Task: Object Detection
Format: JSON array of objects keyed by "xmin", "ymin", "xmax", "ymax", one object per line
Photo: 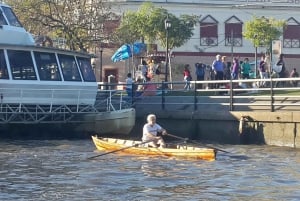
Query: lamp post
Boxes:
[
  {"xmin": 99, "ymin": 46, "xmax": 103, "ymax": 82},
  {"xmin": 164, "ymin": 17, "xmax": 171, "ymax": 82}
]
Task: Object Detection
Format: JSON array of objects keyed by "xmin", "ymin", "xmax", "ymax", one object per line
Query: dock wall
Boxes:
[{"xmin": 132, "ymin": 110, "xmax": 300, "ymax": 148}]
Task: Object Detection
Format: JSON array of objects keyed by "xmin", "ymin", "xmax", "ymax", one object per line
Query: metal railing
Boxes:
[
  {"xmin": 101, "ymin": 77, "xmax": 300, "ymax": 112},
  {"xmin": 0, "ymin": 86, "xmax": 131, "ymax": 123}
]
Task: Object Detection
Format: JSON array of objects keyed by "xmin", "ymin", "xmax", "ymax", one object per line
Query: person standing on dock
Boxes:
[
  {"xmin": 183, "ymin": 64, "xmax": 192, "ymax": 90},
  {"xmin": 241, "ymin": 58, "xmax": 251, "ymax": 79},
  {"xmin": 142, "ymin": 114, "xmax": 167, "ymax": 148},
  {"xmin": 290, "ymin": 68, "xmax": 299, "ymax": 87},
  {"xmin": 141, "ymin": 60, "xmax": 148, "ymax": 83},
  {"xmin": 231, "ymin": 57, "xmax": 240, "ymax": 80},
  {"xmin": 212, "ymin": 54, "xmax": 224, "ymax": 88},
  {"xmin": 195, "ymin": 63, "xmax": 205, "ymax": 89},
  {"xmin": 125, "ymin": 73, "xmax": 134, "ymax": 99}
]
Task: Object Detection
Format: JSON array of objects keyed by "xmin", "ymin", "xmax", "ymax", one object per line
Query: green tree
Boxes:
[
  {"xmin": 114, "ymin": 2, "xmax": 198, "ymax": 49},
  {"xmin": 243, "ymin": 16, "xmax": 286, "ymax": 51},
  {"xmin": 6, "ymin": 0, "xmax": 116, "ymax": 51}
]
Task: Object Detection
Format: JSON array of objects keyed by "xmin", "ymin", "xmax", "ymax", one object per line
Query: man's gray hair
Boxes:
[{"xmin": 147, "ymin": 114, "xmax": 156, "ymax": 122}]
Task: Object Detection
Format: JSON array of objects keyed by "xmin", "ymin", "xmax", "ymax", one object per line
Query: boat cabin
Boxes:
[{"xmin": 0, "ymin": 3, "xmax": 98, "ymax": 106}]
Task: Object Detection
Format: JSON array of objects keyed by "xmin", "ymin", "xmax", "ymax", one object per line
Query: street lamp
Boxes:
[
  {"xmin": 164, "ymin": 17, "xmax": 171, "ymax": 82},
  {"xmin": 254, "ymin": 34, "xmax": 258, "ymax": 78},
  {"xmin": 99, "ymin": 46, "xmax": 103, "ymax": 82}
]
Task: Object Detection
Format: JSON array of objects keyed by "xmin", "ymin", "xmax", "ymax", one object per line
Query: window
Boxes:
[
  {"xmin": 58, "ymin": 54, "xmax": 82, "ymax": 81},
  {"xmin": 0, "ymin": 49, "xmax": 9, "ymax": 79},
  {"xmin": 77, "ymin": 57, "xmax": 96, "ymax": 82},
  {"xmin": 225, "ymin": 16, "xmax": 243, "ymax": 47},
  {"xmin": 0, "ymin": 11, "xmax": 8, "ymax": 25},
  {"xmin": 1, "ymin": 6, "xmax": 22, "ymax": 27},
  {"xmin": 283, "ymin": 17, "xmax": 300, "ymax": 48},
  {"xmin": 200, "ymin": 15, "xmax": 218, "ymax": 46},
  {"xmin": 34, "ymin": 52, "xmax": 62, "ymax": 81},
  {"xmin": 7, "ymin": 50, "xmax": 37, "ymax": 80}
]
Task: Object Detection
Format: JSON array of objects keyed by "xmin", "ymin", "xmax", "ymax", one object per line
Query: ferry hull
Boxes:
[{"xmin": 83, "ymin": 108, "xmax": 136, "ymax": 135}]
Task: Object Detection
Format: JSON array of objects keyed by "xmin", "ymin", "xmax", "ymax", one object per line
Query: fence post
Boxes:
[
  {"xmin": 270, "ymin": 77, "xmax": 274, "ymax": 112},
  {"xmin": 162, "ymin": 81, "xmax": 166, "ymax": 110},
  {"xmin": 229, "ymin": 79, "xmax": 234, "ymax": 111},
  {"xmin": 194, "ymin": 82, "xmax": 197, "ymax": 111}
]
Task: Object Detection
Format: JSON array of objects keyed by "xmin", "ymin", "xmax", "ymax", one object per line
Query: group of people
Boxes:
[
  {"xmin": 125, "ymin": 60, "xmax": 161, "ymax": 99},
  {"xmin": 211, "ymin": 54, "xmax": 252, "ymax": 82},
  {"xmin": 209, "ymin": 53, "xmax": 298, "ymax": 88},
  {"xmin": 257, "ymin": 53, "xmax": 298, "ymax": 87},
  {"xmin": 182, "ymin": 55, "xmax": 253, "ymax": 90},
  {"xmin": 182, "ymin": 63, "xmax": 206, "ymax": 90},
  {"xmin": 128, "ymin": 54, "xmax": 298, "ymax": 96}
]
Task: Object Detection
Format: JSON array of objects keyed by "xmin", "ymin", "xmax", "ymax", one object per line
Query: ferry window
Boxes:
[
  {"xmin": 7, "ymin": 50, "xmax": 37, "ymax": 80},
  {"xmin": 34, "ymin": 52, "xmax": 61, "ymax": 81},
  {"xmin": 2, "ymin": 6, "xmax": 22, "ymax": 27},
  {"xmin": 0, "ymin": 50, "xmax": 9, "ymax": 79},
  {"xmin": 77, "ymin": 57, "xmax": 96, "ymax": 82},
  {"xmin": 0, "ymin": 11, "xmax": 8, "ymax": 25},
  {"xmin": 58, "ymin": 54, "xmax": 81, "ymax": 81}
]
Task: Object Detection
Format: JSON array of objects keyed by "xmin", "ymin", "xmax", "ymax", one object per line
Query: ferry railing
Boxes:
[
  {"xmin": 95, "ymin": 83, "xmax": 132, "ymax": 111},
  {"xmin": 104, "ymin": 77, "xmax": 300, "ymax": 112},
  {"xmin": 0, "ymin": 86, "xmax": 133, "ymax": 123}
]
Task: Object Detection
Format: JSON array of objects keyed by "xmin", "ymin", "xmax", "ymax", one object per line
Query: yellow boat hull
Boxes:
[{"xmin": 91, "ymin": 136, "xmax": 217, "ymax": 161}]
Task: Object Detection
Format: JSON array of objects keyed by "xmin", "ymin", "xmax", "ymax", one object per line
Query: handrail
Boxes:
[{"xmin": 98, "ymin": 77, "xmax": 300, "ymax": 112}]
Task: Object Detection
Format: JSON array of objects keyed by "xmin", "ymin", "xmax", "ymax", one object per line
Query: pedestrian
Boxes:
[
  {"xmin": 276, "ymin": 54, "xmax": 286, "ymax": 87},
  {"xmin": 231, "ymin": 57, "xmax": 240, "ymax": 80},
  {"xmin": 259, "ymin": 55, "xmax": 268, "ymax": 87},
  {"xmin": 141, "ymin": 60, "xmax": 148, "ymax": 83},
  {"xmin": 241, "ymin": 58, "xmax": 251, "ymax": 79},
  {"xmin": 212, "ymin": 54, "xmax": 224, "ymax": 88},
  {"xmin": 125, "ymin": 73, "xmax": 134, "ymax": 99},
  {"xmin": 183, "ymin": 64, "xmax": 192, "ymax": 90},
  {"xmin": 195, "ymin": 63, "xmax": 205, "ymax": 89},
  {"xmin": 222, "ymin": 56, "xmax": 230, "ymax": 80},
  {"xmin": 212, "ymin": 54, "xmax": 224, "ymax": 80},
  {"xmin": 290, "ymin": 68, "xmax": 299, "ymax": 87}
]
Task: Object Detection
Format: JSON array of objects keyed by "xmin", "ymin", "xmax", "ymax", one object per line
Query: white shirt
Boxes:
[
  {"xmin": 142, "ymin": 123, "xmax": 162, "ymax": 141},
  {"xmin": 126, "ymin": 77, "xmax": 133, "ymax": 89}
]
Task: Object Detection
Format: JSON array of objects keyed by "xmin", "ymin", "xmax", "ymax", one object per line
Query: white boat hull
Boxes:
[{"xmin": 83, "ymin": 108, "xmax": 136, "ymax": 135}]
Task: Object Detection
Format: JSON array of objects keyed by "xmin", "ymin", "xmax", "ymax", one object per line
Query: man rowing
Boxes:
[{"xmin": 142, "ymin": 114, "xmax": 167, "ymax": 148}]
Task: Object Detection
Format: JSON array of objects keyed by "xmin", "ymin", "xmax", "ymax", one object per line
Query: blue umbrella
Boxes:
[
  {"xmin": 133, "ymin": 42, "xmax": 146, "ymax": 55},
  {"xmin": 111, "ymin": 43, "xmax": 146, "ymax": 62},
  {"xmin": 111, "ymin": 44, "xmax": 132, "ymax": 62}
]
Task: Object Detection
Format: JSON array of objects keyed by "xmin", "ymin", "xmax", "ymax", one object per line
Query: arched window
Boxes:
[
  {"xmin": 283, "ymin": 17, "xmax": 300, "ymax": 48},
  {"xmin": 225, "ymin": 16, "xmax": 243, "ymax": 47},
  {"xmin": 200, "ymin": 15, "xmax": 218, "ymax": 46}
]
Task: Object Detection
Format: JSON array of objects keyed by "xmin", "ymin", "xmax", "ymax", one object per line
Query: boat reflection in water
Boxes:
[{"xmin": 0, "ymin": 3, "xmax": 135, "ymax": 138}]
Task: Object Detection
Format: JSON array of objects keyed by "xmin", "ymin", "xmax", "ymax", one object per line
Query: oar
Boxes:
[
  {"xmin": 165, "ymin": 133, "xmax": 230, "ymax": 153},
  {"xmin": 87, "ymin": 139, "xmax": 154, "ymax": 160}
]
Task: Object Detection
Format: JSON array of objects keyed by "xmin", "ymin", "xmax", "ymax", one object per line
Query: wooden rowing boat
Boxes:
[{"xmin": 91, "ymin": 136, "xmax": 217, "ymax": 161}]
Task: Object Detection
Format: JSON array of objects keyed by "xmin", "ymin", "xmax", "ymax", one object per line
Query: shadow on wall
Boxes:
[{"xmin": 239, "ymin": 116, "xmax": 266, "ymax": 144}]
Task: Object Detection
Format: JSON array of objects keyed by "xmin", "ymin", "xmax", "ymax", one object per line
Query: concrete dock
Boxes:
[{"xmin": 131, "ymin": 95, "xmax": 300, "ymax": 148}]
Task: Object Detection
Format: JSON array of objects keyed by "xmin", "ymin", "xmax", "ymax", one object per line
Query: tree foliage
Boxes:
[
  {"xmin": 6, "ymin": 0, "xmax": 116, "ymax": 51},
  {"xmin": 243, "ymin": 16, "xmax": 286, "ymax": 50},
  {"xmin": 114, "ymin": 2, "xmax": 198, "ymax": 49}
]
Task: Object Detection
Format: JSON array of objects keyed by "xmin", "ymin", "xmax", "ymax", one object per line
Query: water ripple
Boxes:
[{"xmin": 0, "ymin": 141, "xmax": 299, "ymax": 200}]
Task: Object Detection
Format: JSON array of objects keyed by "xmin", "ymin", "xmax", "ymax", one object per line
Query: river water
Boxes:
[{"xmin": 0, "ymin": 139, "xmax": 299, "ymax": 201}]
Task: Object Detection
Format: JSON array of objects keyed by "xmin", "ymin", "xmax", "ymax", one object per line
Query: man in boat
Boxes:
[{"xmin": 142, "ymin": 114, "xmax": 167, "ymax": 148}]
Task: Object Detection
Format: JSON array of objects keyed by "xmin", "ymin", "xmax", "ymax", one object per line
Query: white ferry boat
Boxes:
[{"xmin": 0, "ymin": 3, "xmax": 135, "ymax": 137}]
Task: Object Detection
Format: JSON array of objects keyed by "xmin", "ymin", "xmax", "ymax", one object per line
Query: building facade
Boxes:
[{"xmin": 105, "ymin": 0, "xmax": 300, "ymax": 81}]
